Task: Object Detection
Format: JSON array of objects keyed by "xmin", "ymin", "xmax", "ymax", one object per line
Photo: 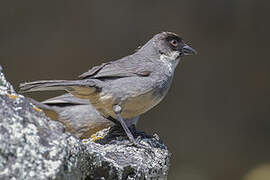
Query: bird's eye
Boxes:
[{"xmin": 170, "ymin": 39, "xmax": 178, "ymax": 47}]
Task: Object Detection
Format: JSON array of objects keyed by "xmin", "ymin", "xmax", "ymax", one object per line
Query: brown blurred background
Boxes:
[{"xmin": 1, "ymin": 1, "xmax": 269, "ymax": 180}]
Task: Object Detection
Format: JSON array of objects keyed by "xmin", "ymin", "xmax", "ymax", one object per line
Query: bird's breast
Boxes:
[
  {"xmin": 88, "ymin": 72, "xmax": 174, "ymax": 119},
  {"xmin": 119, "ymin": 89, "xmax": 166, "ymax": 118}
]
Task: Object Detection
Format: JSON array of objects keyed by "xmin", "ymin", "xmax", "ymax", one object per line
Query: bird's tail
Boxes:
[
  {"xmin": 20, "ymin": 80, "xmax": 80, "ymax": 92},
  {"xmin": 19, "ymin": 79, "xmax": 98, "ymax": 99}
]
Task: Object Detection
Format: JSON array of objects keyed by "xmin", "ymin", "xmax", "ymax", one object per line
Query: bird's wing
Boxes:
[
  {"xmin": 78, "ymin": 63, "xmax": 109, "ymax": 79},
  {"xmin": 78, "ymin": 56, "xmax": 152, "ymax": 79},
  {"xmin": 42, "ymin": 93, "xmax": 90, "ymax": 105}
]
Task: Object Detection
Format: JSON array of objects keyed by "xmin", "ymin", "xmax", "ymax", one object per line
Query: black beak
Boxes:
[{"xmin": 183, "ymin": 44, "xmax": 197, "ymax": 56}]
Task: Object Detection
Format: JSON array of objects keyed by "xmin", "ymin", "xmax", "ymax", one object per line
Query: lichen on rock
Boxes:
[{"xmin": 0, "ymin": 66, "xmax": 171, "ymax": 180}]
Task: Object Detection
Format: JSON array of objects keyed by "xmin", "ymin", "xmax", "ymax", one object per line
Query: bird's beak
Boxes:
[{"xmin": 183, "ymin": 44, "xmax": 197, "ymax": 56}]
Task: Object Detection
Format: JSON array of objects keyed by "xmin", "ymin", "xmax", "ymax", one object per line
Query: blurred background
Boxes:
[{"xmin": 1, "ymin": 1, "xmax": 269, "ymax": 179}]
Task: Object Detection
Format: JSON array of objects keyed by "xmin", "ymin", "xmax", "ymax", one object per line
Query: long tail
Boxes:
[
  {"xmin": 27, "ymin": 97, "xmax": 55, "ymax": 111},
  {"xmin": 19, "ymin": 79, "xmax": 98, "ymax": 99},
  {"xmin": 19, "ymin": 80, "xmax": 81, "ymax": 92}
]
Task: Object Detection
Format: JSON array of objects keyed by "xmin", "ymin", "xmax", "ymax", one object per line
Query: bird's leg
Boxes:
[
  {"xmin": 113, "ymin": 105, "xmax": 151, "ymax": 150},
  {"xmin": 113, "ymin": 105, "xmax": 136, "ymax": 144},
  {"xmin": 107, "ymin": 116, "xmax": 121, "ymax": 126}
]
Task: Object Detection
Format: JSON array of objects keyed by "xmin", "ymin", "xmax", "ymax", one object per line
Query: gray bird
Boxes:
[{"xmin": 20, "ymin": 32, "xmax": 196, "ymax": 146}]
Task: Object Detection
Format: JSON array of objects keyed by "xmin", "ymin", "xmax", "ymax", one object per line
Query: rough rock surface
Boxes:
[{"xmin": 0, "ymin": 66, "xmax": 171, "ymax": 180}]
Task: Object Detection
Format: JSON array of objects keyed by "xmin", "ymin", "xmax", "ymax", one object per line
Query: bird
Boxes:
[{"xmin": 20, "ymin": 32, "xmax": 196, "ymax": 146}]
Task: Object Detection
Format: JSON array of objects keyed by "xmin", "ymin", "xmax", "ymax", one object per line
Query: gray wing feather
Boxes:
[
  {"xmin": 42, "ymin": 93, "xmax": 90, "ymax": 105},
  {"xmin": 78, "ymin": 63, "xmax": 109, "ymax": 79},
  {"xmin": 79, "ymin": 55, "xmax": 152, "ymax": 79}
]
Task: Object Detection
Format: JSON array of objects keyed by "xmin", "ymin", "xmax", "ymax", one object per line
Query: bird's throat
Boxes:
[{"xmin": 159, "ymin": 51, "xmax": 180, "ymax": 74}]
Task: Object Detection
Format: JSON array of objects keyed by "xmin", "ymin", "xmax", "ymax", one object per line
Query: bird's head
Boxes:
[
  {"xmin": 138, "ymin": 32, "xmax": 196, "ymax": 61},
  {"xmin": 152, "ymin": 32, "xmax": 197, "ymax": 61}
]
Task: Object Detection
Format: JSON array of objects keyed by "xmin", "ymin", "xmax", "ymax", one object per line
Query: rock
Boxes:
[{"xmin": 0, "ymin": 65, "xmax": 171, "ymax": 180}]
